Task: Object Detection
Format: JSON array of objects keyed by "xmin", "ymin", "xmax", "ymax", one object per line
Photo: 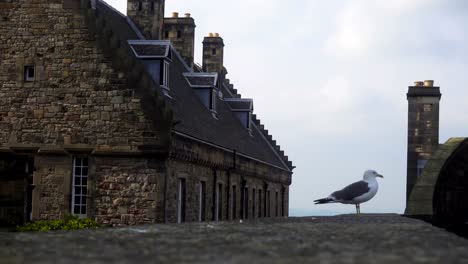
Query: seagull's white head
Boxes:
[{"xmin": 363, "ymin": 170, "xmax": 384, "ymax": 181}]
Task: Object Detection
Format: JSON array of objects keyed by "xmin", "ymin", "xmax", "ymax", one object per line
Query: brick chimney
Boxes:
[
  {"xmin": 163, "ymin": 12, "xmax": 196, "ymax": 68},
  {"xmin": 202, "ymin": 33, "xmax": 225, "ymax": 74},
  {"xmin": 127, "ymin": 0, "xmax": 165, "ymax": 40}
]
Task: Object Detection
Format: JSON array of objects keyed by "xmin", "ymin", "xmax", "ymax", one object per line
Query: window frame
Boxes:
[
  {"xmin": 71, "ymin": 157, "xmax": 89, "ymax": 218},
  {"xmin": 24, "ymin": 65, "xmax": 35, "ymax": 82},
  {"xmin": 161, "ymin": 60, "xmax": 170, "ymax": 89}
]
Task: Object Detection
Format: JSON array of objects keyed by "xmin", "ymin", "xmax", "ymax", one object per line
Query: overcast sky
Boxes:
[{"xmin": 107, "ymin": 0, "xmax": 468, "ymax": 214}]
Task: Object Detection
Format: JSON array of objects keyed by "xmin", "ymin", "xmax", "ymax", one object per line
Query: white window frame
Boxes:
[
  {"xmin": 71, "ymin": 157, "xmax": 88, "ymax": 218},
  {"xmin": 162, "ymin": 60, "xmax": 170, "ymax": 89}
]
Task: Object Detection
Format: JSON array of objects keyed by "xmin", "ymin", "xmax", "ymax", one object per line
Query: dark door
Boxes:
[{"xmin": 0, "ymin": 155, "xmax": 33, "ymax": 226}]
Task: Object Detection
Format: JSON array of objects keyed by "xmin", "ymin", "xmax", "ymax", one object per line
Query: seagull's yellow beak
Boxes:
[{"xmin": 377, "ymin": 174, "xmax": 384, "ymax": 178}]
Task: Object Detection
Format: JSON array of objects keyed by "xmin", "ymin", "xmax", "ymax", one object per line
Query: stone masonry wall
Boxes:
[
  {"xmin": 166, "ymin": 135, "xmax": 291, "ymax": 223},
  {"xmin": 93, "ymin": 156, "xmax": 166, "ymax": 226},
  {"xmin": 0, "ymin": 1, "xmax": 160, "ymax": 147},
  {"xmin": 32, "ymin": 154, "xmax": 73, "ymax": 220}
]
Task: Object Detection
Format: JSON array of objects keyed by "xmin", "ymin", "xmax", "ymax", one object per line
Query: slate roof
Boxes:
[{"xmin": 94, "ymin": 0, "xmax": 292, "ymax": 171}]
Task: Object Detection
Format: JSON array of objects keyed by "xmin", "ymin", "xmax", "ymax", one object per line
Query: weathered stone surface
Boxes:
[{"xmin": 1, "ymin": 215, "xmax": 468, "ymax": 263}]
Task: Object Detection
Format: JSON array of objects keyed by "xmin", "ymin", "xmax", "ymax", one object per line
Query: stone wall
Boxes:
[
  {"xmin": 166, "ymin": 134, "xmax": 291, "ymax": 223},
  {"xmin": 0, "ymin": 1, "xmax": 160, "ymax": 147},
  {"xmin": 32, "ymin": 154, "xmax": 72, "ymax": 220},
  {"xmin": 93, "ymin": 156, "xmax": 166, "ymax": 226}
]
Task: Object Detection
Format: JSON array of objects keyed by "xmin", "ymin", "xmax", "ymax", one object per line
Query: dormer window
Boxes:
[
  {"xmin": 225, "ymin": 98, "xmax": 254, "ymax": 129},
  {"xmin": 128, "ymin": 40, "xmax": 172, "ymax": 97},
  {"xmin": 184, "ymin": 72, "xmax": 219, "ymax": 114}
]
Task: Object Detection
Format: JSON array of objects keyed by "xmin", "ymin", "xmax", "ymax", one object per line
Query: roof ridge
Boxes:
[{"xmin": 222, "ymin": 79, "xmax": 293, "ymax": 170}]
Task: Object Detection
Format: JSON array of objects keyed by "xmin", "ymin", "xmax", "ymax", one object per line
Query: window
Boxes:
[
  {"xmin": 244, "ymin": 187, "xmax": 249, "ymax": 219},
  {"xmin": 138, "ymin": 1, "xmax": 142, "ymax": 11},
  {"xmin": 267, "ymin": 190, "xmax": 271, "ymax": 217},
  {"xmin": 252, "ymin": 188, "xmax": 256, "ymax": 218},
  {"xmin": 177, "ymin": 30, "xmax": 182, "ymax": 39},
  {"xmin": 72, "ymin": 157, "xmax": 88, "ymax": 217},
  {"xmin": 164, "ymin": 31, "xmax": 169, "ymax": 39},
  {"xmin": 24, "ymin": 65, "xmax": 35, "ymax": 82},
  {"xmin": 210, "ymin": 89, "xmax": 217, "ymax": 111},
  {"xmin": 212, "ymin": 48, "xmax": 217, "ymax": 55},
  {"xmin": 199, "ymin": 181, "xmax": 206, "ymax": 222},
  {"xmin": 275, "ymin": 191, "xmax": 279, "ymax": 217},
  {"xmin": 232, "ymin": 185, "xmax": 237, "ymax": 219},
  {"xmin": 417, "ymin": 160, "xmax": 428, "ymax": 177},
  {"xmin": 161, "ymin": 61, "xmax": 170, "ymax": 88},
  {"xmin": 258, "ymin": 190, "xmax": 262, "ymax": 218},
  {"xmin": 215, "ymin": 183, "xmax": 222, "ymax": 221},
  {"xmin": 281, "ymin": 187, "xmax": 285, "ymax": 217},
  {"xmin": 177, "ymin": 178, "xmax": 186, "ymax": 223},
  {"xmin": 150, "ymin": 1, "xmax": 155, "ymax": 12}
]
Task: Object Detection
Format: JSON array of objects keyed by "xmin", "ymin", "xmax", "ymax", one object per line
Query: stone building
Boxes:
[
  {"xmin": 405, "ymin": 80, "xmax": 468, "ymax": 229},
  {"xmin": 0, "ymin": 0, "xmax": 293, "ymax": 226}
]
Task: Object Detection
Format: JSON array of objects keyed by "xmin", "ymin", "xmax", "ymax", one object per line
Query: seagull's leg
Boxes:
[
  {"xmin": 355, "ymin": 204, "xmax": 359, "ymax": 215},
  {"xmin": 357, "ymin": 204, "xmax": 361, "ymax": 215}
]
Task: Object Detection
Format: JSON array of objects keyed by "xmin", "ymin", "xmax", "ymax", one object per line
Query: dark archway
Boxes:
[
  {"xmin": 433, "ymin": 139, "xmax": 468, "ymax": 236},
  {"xmin": 0, "ymin": 154, "xmax": 34, "ymax": 226}
]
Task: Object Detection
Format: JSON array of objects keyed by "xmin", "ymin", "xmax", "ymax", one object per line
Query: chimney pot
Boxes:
[
  {"xmin": 423, "ymin": 80, "xmax": 434, "ymax": 87},
  {"xmin": 214, "ymin": 33, "xmax": 220, "ymax": 37},
  {"xmin": 208, "ymin": 32, "xmax": 214, "ymax": 37},
  {"xmin": 184, "ymin": 13, "xmax": 191, "ymax": 18},
  {"xmin": 414, "ymin": 81, "xmax": 424, "ymax": 87},
  {"xmin": 172, "ymin": 12, "xmax": 179, "ymax": 18}
]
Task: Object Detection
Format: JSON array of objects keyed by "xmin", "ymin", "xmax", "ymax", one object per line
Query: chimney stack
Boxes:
[
  {"xmin": 127, "ymin": 0, "xmax": 165, "ymax": 40},
  {"xmin": 406, "ymin": 80, "xmax": 441, "ymax": 206},
  {"xmin": 202, "ymin": 33, "xmax": 225, "ymax": 74},
  {"xmin": 163, "ymin": 11, "xmax": 196, "ymax": 68}
]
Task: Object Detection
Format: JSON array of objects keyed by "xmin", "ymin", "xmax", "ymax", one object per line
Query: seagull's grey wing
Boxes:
[{"xmin": 331, "ymin": 181, "xmax": 370, "ymax": 201}]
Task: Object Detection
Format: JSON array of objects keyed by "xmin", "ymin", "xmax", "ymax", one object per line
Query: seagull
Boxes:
[{"xmin": 314, "ymin": 170, "xmax": 383, "ymax": 215}]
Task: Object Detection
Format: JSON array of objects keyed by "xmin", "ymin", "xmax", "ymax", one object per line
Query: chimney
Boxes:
[
  {"xmin": 127, "ymin": 0, "xmax": 165, "ymax": 40},
  {"xmin": 163, "ymin": 11, "xmax": 196, "ymax": 68},
  {"xmin": 406, "ymin": 80, "xmax": 441, "ymax": 209},
  {"xmin": 202, "ymin": 33, "xmax": 225, "ymax": 74}
]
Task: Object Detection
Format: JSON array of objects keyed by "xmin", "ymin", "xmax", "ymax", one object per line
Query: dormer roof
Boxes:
[
  {"xmin": 183, "ymin": 73, "xmax": 218, "ymax": 87},
  {"xmin": 128, "ymin": 40, "xmax": 172, "ymax": 59},
  {"xmin": 225, "ymin": 98, "xmax": 253, "ymax": 112}
]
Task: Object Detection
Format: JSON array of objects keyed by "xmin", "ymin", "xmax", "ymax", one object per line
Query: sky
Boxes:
[{"xmin": 106, "ymin": 0, "xmax": 468, "ymax": 215}]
